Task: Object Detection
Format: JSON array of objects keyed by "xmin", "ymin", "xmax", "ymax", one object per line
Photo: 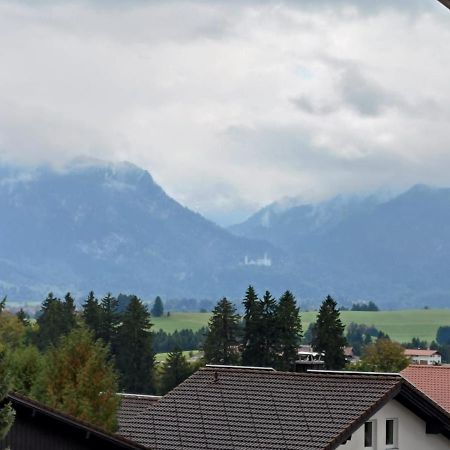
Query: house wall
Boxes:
[
  {"xmin": 339, "ymin": 399, "xmax": 449, "ymax": 450},
  {"xmin": 410, "ymin": 354, "xmax": 441, "ymax": 365}
]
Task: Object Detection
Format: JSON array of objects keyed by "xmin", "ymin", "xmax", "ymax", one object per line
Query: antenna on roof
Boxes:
[{"xmin": 214, "ymin": 371, "xmax": 219, "ymax": 383}]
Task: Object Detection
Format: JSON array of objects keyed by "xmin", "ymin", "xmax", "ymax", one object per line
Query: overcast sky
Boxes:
[{"xmin": 0, "ymin": 0, "xmax": 449, "ymax": 225}]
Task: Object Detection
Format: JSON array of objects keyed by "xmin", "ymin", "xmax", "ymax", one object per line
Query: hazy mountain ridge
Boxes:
[
  {"xmin": 0, "ymin": 160, "xmax": 285, "ymax": 301},
  {"xmin": 230, "ymin": 184, "xmax": 450, "ymax": 307},
  {"xmin": 1, "ymin": 160, "xmax": 450, "ymax": 308}
]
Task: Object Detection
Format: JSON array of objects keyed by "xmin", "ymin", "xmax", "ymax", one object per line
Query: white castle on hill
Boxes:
[{"xmin": 243, "ymin": 253, "xmax": 272, "ymax": 267}]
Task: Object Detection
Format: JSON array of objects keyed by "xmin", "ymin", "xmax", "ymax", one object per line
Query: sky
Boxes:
[{"xmin": 0, "ymin": 0, "xmax": 449, "ymax": 225}]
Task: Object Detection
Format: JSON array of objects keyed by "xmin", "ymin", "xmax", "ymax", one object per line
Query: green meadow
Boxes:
[{"xmin": 152, "ymin": 309, "xmax": 450, "ymax": 344}]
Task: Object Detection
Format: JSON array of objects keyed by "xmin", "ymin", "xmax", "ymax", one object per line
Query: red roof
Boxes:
[
  {"xmin": 404, "ymin": 349, "xmax": 440, "ymax": 357},
  {"xmin": 401, "ymin": 365, "xmax": 450, "ymax": 413}
]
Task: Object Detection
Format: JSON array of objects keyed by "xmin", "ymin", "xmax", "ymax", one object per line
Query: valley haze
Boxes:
[{"xmin": 1, "ymin": 159, "xmax": 450, "ymax": 310}]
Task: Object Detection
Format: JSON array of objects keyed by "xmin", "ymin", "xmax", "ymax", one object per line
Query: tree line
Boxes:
[{"xmin": 203, "ymin": 287, "xmax": 347, "ymax": 371}]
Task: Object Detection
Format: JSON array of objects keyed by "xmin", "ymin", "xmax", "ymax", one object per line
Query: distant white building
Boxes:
[
  {"xmin": 404, "ymin": 349, "xmax": 441, "ymax": 365},
  {"xmin": 243, "ymin": 253, "xmax": 272, "ymax": 267}
]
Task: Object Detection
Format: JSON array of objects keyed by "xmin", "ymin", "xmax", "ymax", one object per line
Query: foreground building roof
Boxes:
[
  {"xmin": 402, "ymin": 365, "xmax": 450, "ymax": 413},
  {"xmin": 118, "ymin": 366, "xmax": 450, "ymax": 450},
  {"xmin": 438, "ymin": 0, "xmax": 450, "ymax": 9},
  {"xmin": 118, "ymin": 393, "xmax": 161, "ymax": 431}
]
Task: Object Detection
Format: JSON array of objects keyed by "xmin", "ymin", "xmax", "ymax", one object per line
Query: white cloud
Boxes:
[{"xmin": 0, "ymin": 0, "xmax": 449, "ymax": 225}]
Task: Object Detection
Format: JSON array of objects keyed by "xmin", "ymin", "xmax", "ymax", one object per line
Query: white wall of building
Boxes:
[{"xmin": 339, "ymin": 399, "xmax": 449, "ymax": 450}]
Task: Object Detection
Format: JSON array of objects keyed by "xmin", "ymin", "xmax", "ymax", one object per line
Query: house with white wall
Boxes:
[
  {"xmin": 118, "ymin": 366, "xmax": 450, "ymax": 450},
  {"xmin": 404, "ymin": 349, "xmax": 442, "ymax": 365}
]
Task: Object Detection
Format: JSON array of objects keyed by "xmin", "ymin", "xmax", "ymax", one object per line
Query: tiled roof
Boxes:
[
  {"xmin": 404, "ymin": 349, "xmax": 439, "ymax": 357},
  {"xmin": 118, "ymin": 367, "xmax": 403, "ymax": 450},
  {"xmin": 401, "ymin": 365, "xmax": 450, "ymax": 413},
  {"xmin": 118, "ymin": 394, "xmax": 161, "ymax": 431}
]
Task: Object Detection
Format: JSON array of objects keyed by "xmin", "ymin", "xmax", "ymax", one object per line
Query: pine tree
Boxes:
[
  {"xmin": 241, "ymin": 286, "xmax": 263, "ymax": 366},
  {"xmin": 62, "ymin": 292, "xmax": 77, "ymax": 332},
  {"xmin": 82, "ymin": 291, "xmax": 102, "ymax": 340},
  {"xmin": 203, "ymin": 298, "xmax": 240, "ymax": 365},
  {"xmin": 259, "ymin": 290, "xmax": 278, "ymax": 367},
  {"xmin": 312, "ymin": 295, "xmax": 346, "ymax": 370},
  {"xmin": 0, "ymin": 348, "xmax": 14, "ymax": 440},
  {"xmin": 159, "ymin": 347, "xmax": 193, "ymax": 394},
  {"xmin": 16, "ymin": 308, "xmax": 29, "ymax": 326},
  {"xmin": 116, "ymin": 296, "xmax": 155, "ymax": 393},
  {"xmin": 36, "ymin": 327, "xmax": 119, "ymax": 432},
  {"xmin": 98, "ymin": 293, "xmax": 120, "ymax": 347},
  {"xmin": 35, "ymin": 293, "xmax": 67, "ymax": 349},
  {"xmin": 151, "ymin": 296, "xmax": 164, "ymax": 318},
  {"xmin": 276, "ymin": 290, "xmax": 302, "ymax": 371}
]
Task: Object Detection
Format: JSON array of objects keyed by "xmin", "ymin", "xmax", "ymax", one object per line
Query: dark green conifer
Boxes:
[
  {"xmin": 116, "ymin": 296, "xmax": 155, "ymax": 393},
  {"xmin": 159, "ymin": 347, "xmax": 193, "ymax": 394},
  {"xmin": 203, "ymin": 298, "xmax": 240, "ymax": 365},
  {"xmin": 312, "ymin": 295, "xmax": 346, "ymax": 370},
  {"xmin": 276, "ymin": 290, "xmax": 302, "ymax": 370},
  {"xmin": 82, "ymin": 291, "xmax": 102, "ymax": 340},
  {"xmin": 98, "ymin": 293, "xmax": 120, "ymax": 347},
  {"xmin": 241, "ymin": 286, "xmax": 263, "ymax": 366},
  {"xmin": 259, "ymin": 290, "xmax": 278, "ymax": 367},
  {"xmin": 151, "ymin": 296, "xmax": 164, "ymax": 318}
]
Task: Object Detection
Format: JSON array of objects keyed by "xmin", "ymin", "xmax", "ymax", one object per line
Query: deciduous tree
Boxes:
[{"xmin": 37, "ymin": 327, "xmax": 119, "ymax": 432}]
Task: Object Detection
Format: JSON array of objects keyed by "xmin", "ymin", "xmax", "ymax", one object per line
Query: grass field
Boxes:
[
  {"xmin": 152, "ymin": 310, "xmax": 450, "ymax": 344},
  {"xmin": 155, "ymin": 350, "xmax": 202, "ymax": 363}
]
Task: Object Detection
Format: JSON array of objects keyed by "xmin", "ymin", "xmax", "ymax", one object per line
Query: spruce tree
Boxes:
[
  {"xmin": 16, "ymin": 308, "xmax": 29, "ymax": 326},
  {"xmin": 241, "ymin": 286, "xmax": 263, "ymax": 366},
  {"xmin": 151, "ymin": 296, "xmax": 164, "ymax": 318},
  {"xmin": 62, "ymin": 292, "xmax": 77, "ymax": 333},
  {"xmin": 159, "ymin": 347, "xmax": 193, "ymax": 394},
  {"xmin": 258, "ymin": 290, "xmax": 279, "ymax": 367},
  {"xmin": 35, "ymin": 293, "xmax": 67, "ymax": 349},
  {"xmin": 116, "ymin": 296, "xmax": 155, "ymax": 393},
  {"xmin": 98, "ymin": 293, "xmax": 120, "ymax": 347},
  {"xmin": 312, "ymin": 295, "xmax": 346, "ymax": 370},
  {"xmin": 0, "ymin": 347, "xmax": 15, "ymax": 440},
  {"xmin": 82, "ymin": 291, "xmax": 102, "ymax": 340},
  {"xmin": 203, "ymin": 298, "xmax": 240, "ymax": 365},
  {"xmin": 276, "ymin": 290, "xmax": 302, "ymax": 371}
]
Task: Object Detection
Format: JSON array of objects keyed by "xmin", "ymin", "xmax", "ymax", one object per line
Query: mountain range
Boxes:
[{"xmin": 1, "ymin": 159, "xmax": 449, "ymax": 309}]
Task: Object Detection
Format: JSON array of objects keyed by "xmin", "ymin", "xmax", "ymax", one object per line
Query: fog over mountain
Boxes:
[{"xmin": 1, "ymin": 159, "xmax": 450, "ymax": 308}]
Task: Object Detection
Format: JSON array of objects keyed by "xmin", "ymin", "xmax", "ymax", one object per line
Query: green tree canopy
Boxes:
[
  {"xmin": 36, "ymin": 327, "xmax": 119, "ymax": 432},
  {"xmin": 0, "ymin": 346, "xmax": 15, "ymax": 440},
  {"xmin": 355, "ymin": 339, "xmax": 409, "ymax": 373},
  {"xmin": 312, "ymin": 295, "xmax": 346, "ymax": 370},
  {"xmin": 204, "ymin": 298, "xmax": 240, "ymax": 365}
]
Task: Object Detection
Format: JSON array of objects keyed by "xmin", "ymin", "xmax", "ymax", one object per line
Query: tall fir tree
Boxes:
[
  {"xmin": 82, "ymin": 291, "xmax": 102, "ymax": 340},
  {"xmin": 0, "ymin": 348, "xmax": 15, "ymax": 440},
  {"xmin": 276, "ymin": 290, "xmax": 302, "ymax": 371},
  {"xmin": 203, "ymin": 298, "xmax": 241, "ymax": 365},
  {"xmin": 312, "ymin": 295, "xmax": 346, "ymax": 370},
  {"xmin": 159, "ymin": 347, "xmax": 193, "ymax": 394},
  {"xmin": 35, "ymin": 293, "xmax": 69, "ymax": 349},
  {"xmin": 116, "ymin": 296, "xmax": 155, "ymax": 393},
  {"xmin": 259, "ymin": 290, "xmax": 278, "ymax": 367},
  {"xmin": 151, "ymin": 296, "xmax": 164, "ymax": 318},
  {"xmin": 62, "ymin": 292, "xmax": 77, "ymax": 333},
  {"xmin": 98, "ymin": 293, "xmax": 120, "ymax": 348},
  {"xmin": 241, "ymin": 286, "xmax": 264, "ymax": 366}
]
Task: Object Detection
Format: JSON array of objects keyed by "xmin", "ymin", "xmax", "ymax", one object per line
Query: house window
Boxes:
[
  {"xmin": 385, "ymin": 419, "xmax": 398, "ymax": 448},
  {"xmin": 364, "ymin": 421, "xmax": 376, "ymax": 448}
]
